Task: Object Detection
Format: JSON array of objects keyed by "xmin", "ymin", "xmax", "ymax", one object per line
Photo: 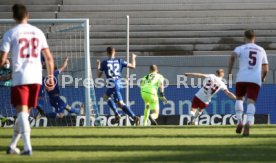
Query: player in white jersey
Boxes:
[
  {"xmin": 0, "ymin": 4, "xmax": 54, "ymax": 155},
  {"xmin": 184, "ymin": 69, "xmax": 236, "ymax": 125},
  {"xmin": 228, "ymin": 29, "xmax": 269, "ymax": 136}
]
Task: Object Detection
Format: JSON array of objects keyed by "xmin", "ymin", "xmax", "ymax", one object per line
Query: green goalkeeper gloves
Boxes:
[{"xmin": 159, "ymin": 92, "xmax": 168, "ymax": 104}]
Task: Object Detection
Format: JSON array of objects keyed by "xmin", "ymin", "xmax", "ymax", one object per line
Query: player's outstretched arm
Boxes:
[
  {"xmin": 184, "ymin": 73, "xmax": 208, "ymax": 78},
  {"xmin": 159, "ymin": 76, "xmax": 168, "ymax": 104},
  {"xmin": 96, "ymin": 59, "xmax": 103, "ymax": 78},
  {"xmin": 227, "ymin": 53, "xmax": 236, "ymax": 80},
  {"xmin": 127, "ymin": 53, "xmax": 136, "ymax": 69},
  {"xmin": 224, "ymin": 90, "xmax": 236, "ymax": 100},
  {"xmin": 59, "ymin": 57, "xmax": 69, "ymax": 72},
  {"xmin": 42, "ymin": 48, "xmax": 55, "ymax": 90},
  {"xmin": 0, "ymin": 52, "xmax": 8, "ymax": 68},
  {"xmin": 261, "ymin": 64, "xmax": 269, "ymax": 82}
]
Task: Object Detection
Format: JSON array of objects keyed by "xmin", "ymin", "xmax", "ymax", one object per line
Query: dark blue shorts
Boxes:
[
  {"xmin": 105, "ymin": 82, "xmax": 123, "ymax": 103},
  {"xmin": 49, "ymin": 96, "xmax": 67, "ymax": 113}
]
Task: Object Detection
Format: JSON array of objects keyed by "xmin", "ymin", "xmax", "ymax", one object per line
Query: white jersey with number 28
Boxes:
[
  {"xmin": 196, "ymin": 74, "xmax": 228, "ymax": 104},
  {"xmin": 234, "ymin": 43, "xmax": 268, "ymax": 86},
  {"xmin": 0, "ymin": 24, "xmax": 48, "ymax": 86}
]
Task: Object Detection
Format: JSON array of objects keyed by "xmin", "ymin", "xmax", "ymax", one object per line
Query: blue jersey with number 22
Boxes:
[
  {"xmin": 100, "ymin": 58, "xmax": 128, "ymax": 80},
  {"xmin": 100, "ymin": 58, "xmax": 128, "ymax": 102}
]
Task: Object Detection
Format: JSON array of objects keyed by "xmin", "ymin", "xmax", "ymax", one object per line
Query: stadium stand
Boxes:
[
  {"xmin": 0, "ymin": 0, "xmax": 59, "ymax": 18},
  {"xmin": 1, "ymin": 0, "xmax": 276, "ymax": 55},
  {"xmin": 57, "ymin": 0, "xmax": 276, "ymax": 57}
]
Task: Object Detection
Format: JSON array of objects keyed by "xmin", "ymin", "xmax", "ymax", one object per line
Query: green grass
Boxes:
[{"xmin": 1, "ymin": 125, "xmax": 276, "ymax": 163}]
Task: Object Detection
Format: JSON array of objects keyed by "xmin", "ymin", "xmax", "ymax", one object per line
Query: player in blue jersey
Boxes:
[
  {"xmin": 97, "ymin": 47, "xmax": 140, "ymax": 125},
  {"xmin": 45, "ymin": 57, "xmax": 83, "ymax": 118}
]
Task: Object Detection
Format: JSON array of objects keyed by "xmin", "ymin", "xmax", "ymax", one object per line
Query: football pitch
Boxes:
[{"xmin": 1, "ymin": 125, "xmax": 276, "ymax": 163}]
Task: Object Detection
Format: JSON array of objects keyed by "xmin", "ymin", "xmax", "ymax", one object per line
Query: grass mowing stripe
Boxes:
[{"xmin": 0, "ymin": 126, "xmax": 276, "ymax": 162}]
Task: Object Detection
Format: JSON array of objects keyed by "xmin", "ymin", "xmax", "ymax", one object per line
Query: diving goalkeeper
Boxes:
[{"xmin": 140, "ymin": 65, "xmax": 167, "ymax": 126}]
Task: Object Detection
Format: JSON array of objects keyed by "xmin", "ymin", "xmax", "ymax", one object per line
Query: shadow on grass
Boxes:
[
  {"xmin": 1, "ymin": 144, "xmax": 276, "ymax": 162},
  {"xmin": 2, "ymin": 134, "xmax": 276, "ymax": 139}
]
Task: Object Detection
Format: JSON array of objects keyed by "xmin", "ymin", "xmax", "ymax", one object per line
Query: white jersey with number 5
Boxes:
[
  {"xmin": 195, "ymin": 74, "xmax": 228, "ymax": 104},
  {"xmin": 234, "ymin": 43, "xmax": 268, "ymax": 86},
  {"xmin": 0, "ymin": 24, "xmax": 48, "ymax": 86}
]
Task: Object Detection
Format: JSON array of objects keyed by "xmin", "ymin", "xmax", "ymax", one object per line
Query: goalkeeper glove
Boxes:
[{"xmin": 159, "ymin": 92, "xmax": 168, "ymax": 104}]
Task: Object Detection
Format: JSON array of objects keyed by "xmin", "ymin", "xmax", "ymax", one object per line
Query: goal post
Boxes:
[
  {"xmin": 125, "ymin": 15, "xmax": 130, "ymax": 126},
  {"xmin": 82, "ymin": 19, "xmax": 93, "ymax": 127},
  {"xmin": 0, "ymin": 19, "xmax": 97, "ymax": 127}
]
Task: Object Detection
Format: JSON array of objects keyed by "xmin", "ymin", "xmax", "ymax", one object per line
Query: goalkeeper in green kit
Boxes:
[{"xmin": 140, "ymin": 65, "xmax": 168, "ymax": 126}]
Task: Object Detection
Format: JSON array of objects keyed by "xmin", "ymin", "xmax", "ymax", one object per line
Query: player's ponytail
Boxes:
[{"xmin": 12, "ymin": 4, "xmax": 28, "ymax": 22}]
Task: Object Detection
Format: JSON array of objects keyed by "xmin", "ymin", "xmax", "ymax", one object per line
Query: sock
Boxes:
[
  {"xmin": 149, "ymin": 115, "xmax": 158, "ymax": 125},
  {"xmin": 246, "ymin": 104, "xmax": 256, "ymax": 125},
  {"xmin": 190, "ymin": 109, "xmax": 199, "ymax": 123},
  {"xmin": 151, "ymin": 112, "xmax": 159, "ymax": 120},
  {"xmin": 18, "ymin": 112, "xmax": 32, "ymax": 152},
  {"xmin": 194, "ymin": 110, "xmax": 202, "ymax": 119},
  {"xmin": 143, "ymin": 105, "xmax": 150, "ymax": 126},
  {"xmin": 189, "ymin": 110, "xmax": 195, "ymax": 123},
  {"xmin": 68, "ymin": 107, "xmax": 80, "ymax": 115},
  {"xmin": 190, "ymin": 110, "xmax": 196, "ymax": 117},
  {"xmin": 46, "ymin": 112, "xmax": 57, "ymax": 117},
  {"xmin": 9, "ymin": 118, "xmax": 21, "ymax": 149},
  {"xmin": 235, "ymin": 100, "xmax": 244, "ymax": 124},
  {"xmin": 121, "ymin": 105, "xmax": 135, "ymax": 119},
  {"xmin": 195, "ymin": 110, "xmax": 203, "ymax": 125},
  {"xmin": 107, "ymin": 99, "xmax": 119, "ymax": 116}
]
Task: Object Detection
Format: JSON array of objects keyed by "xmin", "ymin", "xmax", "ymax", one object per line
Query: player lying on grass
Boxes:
[
  {"xmin": 42, "ymin": 57, "xmax": 83, "ymax": 118},
  {"xmin": 140, "ymin": 65, "xmax": 167, "ymax": 126},
  {"xmin": 97, "ymin": 47, "xmax": 140, "ymax": 125},
  {"xmin": 184, "ymin": 69, "xmax": 236, "ymax": 125},
  {"xmin": 228, "ymin": 29, "xmax": 269, "ymax": 136},
  {"xmin": 0, "ymin": 4, "xmax": 55, "ymax": 156}
]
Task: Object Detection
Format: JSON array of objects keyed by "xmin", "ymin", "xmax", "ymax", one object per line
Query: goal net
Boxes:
[{"xmin": 0, "ymin": 19, "xmax": 97, "ymax": 127}]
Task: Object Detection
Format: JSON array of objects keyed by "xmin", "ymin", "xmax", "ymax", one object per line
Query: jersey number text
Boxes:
[{"xmin": 19, "ymin": 38, "xmax": 39, "ymax": 58}]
